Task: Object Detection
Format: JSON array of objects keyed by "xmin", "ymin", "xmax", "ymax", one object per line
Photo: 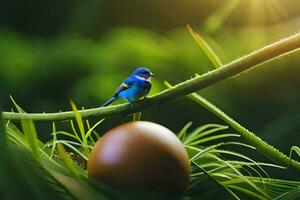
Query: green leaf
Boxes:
[
  {"xmin": 52, "ymin": 131, "xmax": 79, "ymax": 140},
  {"xmin": 9, "ymin": 95, "xmax": 26, "ymax": 113},
  {"xmin": 133, "ymin": 112, "xmax": 142, "ymax": 121},
  {"xmin": 289, "ymin": 146, "xmax": 300, "ymax": 166},
  {"xmin": 189, "ymin": 143, "xmax": 224, "ymax": 162},
  {"xmin": 20, "ymin": 119, "xmax": 40, "ymax": 160},
  {"xmin": 50, "ymin": 122, "xmax": 57, "ymax": 159},
  {"xmin": 227, "ymin": 185, "xmax": 269, "ymax": 200},
  {"xmin": 56, "ymin": 143, "xmax": 81, "ymax": 180},
  {"xmin": 85, "ymin": 119, "xmax": 104, "ymax": 140},
  {"xmin": 178, "ymin": 121, "xmax": 193, "ymax": 140},
  {"xmin": 274, "ymin": 187, "xmax": 300, "ymax": 200},
  {"xmin": 70, "ymin": 101, "xmax": 85, "ymax": 141},
  {"xmin": 184, "ymin": 124, "xmax": 228, "ymax": 145},
  {"xmin": 6, "ymin": 121, "xmax": 26, "ymax": 146},
  {"xmin": 189, "ymin": 133, "xmax": 240, "ymax": 146},
  {"xmin": 47, "ymin": 168, "xmax": 110, "ymax": 200},
  {"xmin": 70, "ymin": 101, "xmax": 89, "ymax": 156},
  {"xmin": 188, "ymin": 160, "xmax": 239, "ymax": 200},
  {"xmin": 0, "ymin": 141, "xmax": 72, "ymax": 199},
  {"xmin": 212, "ymin": 149, "xmax": 270, "ymax": 179},
  {"xmin": 70, "ymin": 120, "xmax": 82, "ymax": 143},
  {"xmin": 187, "ymin": 24, "xmax": 223, "ymax": 68}
]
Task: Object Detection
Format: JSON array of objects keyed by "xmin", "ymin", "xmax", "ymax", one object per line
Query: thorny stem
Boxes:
[
  {"xmin": 187, "ymin": 93, "xmax": 300, "ymax": 171},
  {"xmin": 2, "ymin": 32, "xmax": 300, "ymax": 122}
]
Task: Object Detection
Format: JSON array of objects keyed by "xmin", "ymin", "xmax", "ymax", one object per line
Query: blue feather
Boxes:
[{"xmin": 101, "ymin": 96, "xmax": 118, "ymax": 107}]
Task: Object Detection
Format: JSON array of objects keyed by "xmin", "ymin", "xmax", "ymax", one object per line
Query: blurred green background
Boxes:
[{"xmin": 0, "ymin": 0, "xmax": 299, "ymax": 169}]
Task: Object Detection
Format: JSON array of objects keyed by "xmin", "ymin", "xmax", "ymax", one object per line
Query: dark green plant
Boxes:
[
  {"xmin": 1, "ymin": 27, "xmax": 300, "ymax": 200},
  {"xmin": 3, "ymin": 106, "xmax": 300, "ymax": 199}
]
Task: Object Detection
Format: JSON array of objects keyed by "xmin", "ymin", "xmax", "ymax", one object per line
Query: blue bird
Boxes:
[{"xmin": 101, "ymin": 67, "xmax": 156, "ymax": 107}]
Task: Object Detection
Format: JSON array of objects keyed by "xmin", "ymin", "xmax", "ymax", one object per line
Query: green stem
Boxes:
[
  {"xmin": 2, "ymin": 32, "xmax": 300, "ymax": 121},
  {"xmin": 187, "ymin": 93, "xmax": 300, "ymax": 171}
]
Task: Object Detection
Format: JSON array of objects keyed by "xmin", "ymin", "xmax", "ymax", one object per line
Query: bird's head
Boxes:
[{"xmin": 131, "ymin": 67, "xmax": 156, "ymax": 82}]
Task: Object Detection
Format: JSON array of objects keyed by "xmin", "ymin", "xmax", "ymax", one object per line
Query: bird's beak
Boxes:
[{"xmin": 150, "ymin": 73, "xmax": 156, "ymax": 77}]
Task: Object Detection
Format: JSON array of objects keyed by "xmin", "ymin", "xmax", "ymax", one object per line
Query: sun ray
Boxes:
[
  {"xmin": 245, "ymin": 0, "xmax": 287, "ymax": 24},
  {"xmin": 265, "ymin": 0, "xmax": 288, "ymax": 22}
]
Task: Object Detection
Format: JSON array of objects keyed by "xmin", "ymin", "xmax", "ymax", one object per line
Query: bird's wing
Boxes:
[{"xmin": 116, "ymin": 78, "xmax": 134, "ymax": 94}]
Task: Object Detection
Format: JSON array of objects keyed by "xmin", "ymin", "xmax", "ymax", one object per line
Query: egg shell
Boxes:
[{"xmin": 87, "ymin": 121, "xmax": 190, "ymax": 194}]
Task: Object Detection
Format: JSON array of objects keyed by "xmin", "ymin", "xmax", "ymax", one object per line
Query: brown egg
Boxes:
[{"xmin": 87, "ymin": 121, "xmax": 190, "ymax": 194}]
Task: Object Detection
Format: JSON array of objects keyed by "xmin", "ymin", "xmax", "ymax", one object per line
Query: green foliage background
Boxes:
[{"xmin": 1, "ymin": 0, "xmax": 300, "ymax": 181}]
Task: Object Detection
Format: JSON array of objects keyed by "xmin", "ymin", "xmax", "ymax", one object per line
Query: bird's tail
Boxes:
[{"xmin": 101, "ymin": 96, "xmax": 118, "ymax": 107}]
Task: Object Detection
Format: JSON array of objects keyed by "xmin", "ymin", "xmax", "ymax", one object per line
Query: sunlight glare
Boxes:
[{"xmin": 246, "ymin": 0, "xmax": 287, "ymax": 24}]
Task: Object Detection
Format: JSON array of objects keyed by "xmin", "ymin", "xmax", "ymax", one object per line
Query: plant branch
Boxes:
[
  {"xmin": 188, "ymin": 92, "xmax": 300, "ymax": 170},
  {"xmin": 2, "ymin": 32, "xmax": 300, "ymax": 121}
]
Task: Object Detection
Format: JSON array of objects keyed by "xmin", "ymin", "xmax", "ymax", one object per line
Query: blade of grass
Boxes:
[
  {"xmin": 224, "ymin": 142, "xmax": 256, "ymax": 150},
  {"xmin": 70, "ymin": 101, "xmax": 89, "ymax": 156},
  {"xmin": 9, "ymin": 96, "xmax": 39, "ymax": 157},
  {"xmin": 50, "ymin": 122, "xmax": 57, "ymax": 159},
  {"xmin": 189, "ymin": 143, "xmax": 224, "ymax": 162},
  {"xmin": 52, "ymin": 131, "xmax": 79, "ymax": 140},
  {"xmin": 274, "ymin": 187, "xmax": 300, "ymax": 200},
  {"xmin": 226, "ymin": 161, "xmax": 285, "ymax": 170},
  {"xmin": 133, "ymin": 112, "xmax": 142, "ymax": 121},
  {"xmin": 189, "ymin": 133, "xmax": 240, "ymax": 146},
  {"xmin": 85, "ymin": 119, "xmax": 105, "ymax": 139},
  {"xmin": 178, "ymin": 121, "xmax": 192, "ymax": 141},
  {"xmin": 227, "ymin": 185, "xmax": 269, "ymax": 200},
  {"xmin": 189, "ymin": 160, "xmax": 240, "ymax": 200},
  {"xmin": 70, "ymin": 120, "xmax": 82, "ymax": 143},
  {"xmin": 47, "ymin": 168, "xmax": 110, "ymax": 200},
  {"xmin": 225, "ymin": 173, "xmax": 270, "ymax": 199},
  {"xmin": 9, "ymin": 95, "xmax": 26, "ymax": 113},
  {"xmin": 212, "ymin": 149, "xmax": 270, "ymax": 179},
  {"xmin": 187, "ymin": 24, "xmax": 223, "ymax": 68},
  {"xmin": 47, "ymin": 140, "xmax": 93, "ymax": 149},
  {"xmin": 184, "ymin": 124, "xmax": 228, "ymax": 145},
  {"xmin": 52, "ymin": 142, "xmax": 89, "ymax": 161},
  {"xmin": 21, "ymin": 119, "xmax": 40, "ymax": 160},
  {"xmin": 56, "ymin": 144, "xmax": 81, "ymax": 180},
  {"xmin": 70, "ymin": 101, "xmax": 85, "ymax": 141},
  {"xmin": 289, "ymin": 146, "xmax": 300, "ymax": 166},
  {"xmin": 85, "ymin": 120, "xmax": 96, "ymax": 144},
  {"xmin": 6, "ymin": 123, "xmax": 26, "ymax": 146}
]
